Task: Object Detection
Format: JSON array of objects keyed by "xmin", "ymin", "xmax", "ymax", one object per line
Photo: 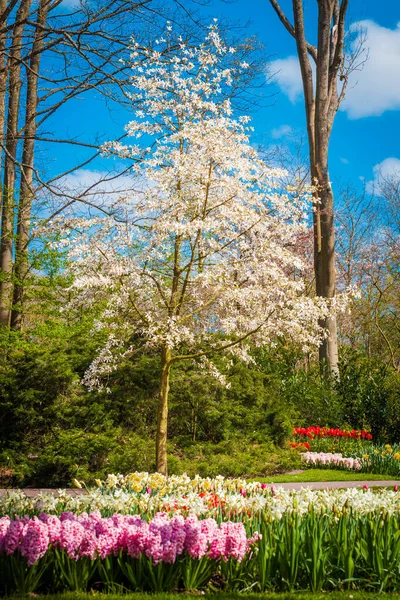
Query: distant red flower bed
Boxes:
[
  {"xmin": 289, "ymin": 441, "xmax": 311, "ymax": 451},
  {"xmin": 293, "ymin": 426, "xmax": 373, "ymax": 440}
]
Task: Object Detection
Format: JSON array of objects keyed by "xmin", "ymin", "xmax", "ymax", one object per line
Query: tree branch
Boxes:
[{"xmin": 269, "ymin": 0, "xmax": 317, "ymax": 62}]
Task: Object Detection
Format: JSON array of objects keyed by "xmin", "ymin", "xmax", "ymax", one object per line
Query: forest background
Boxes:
[{"xmin": 0, "ymin": 0, "xmax": 399, "ymax": 486}]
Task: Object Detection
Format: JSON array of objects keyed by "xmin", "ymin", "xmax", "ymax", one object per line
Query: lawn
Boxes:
[
  {"xmin": 254, "ymin": 468, "xmax": 399, "ymax": 483},
  {"xmin": 29, "ymin": 593, "xmax": 400, "ymax": 600}
]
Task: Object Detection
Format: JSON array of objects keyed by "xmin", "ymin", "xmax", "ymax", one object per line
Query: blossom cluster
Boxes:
[
  {"xmin": 302, "ymin": 452, "xmax": 362, "ymax": 471},
  {"xmin": 0, "ymin": 511, "xmax": 251, "ymax": 567},
  {"xmin": 293, "ymin": 426, "xmax": 373, "ymax": 440}
]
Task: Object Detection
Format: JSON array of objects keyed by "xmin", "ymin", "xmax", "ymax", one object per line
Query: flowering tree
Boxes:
[{"xmin": 56, "ymin": 26, "xmax": 337, "ymax": 474}]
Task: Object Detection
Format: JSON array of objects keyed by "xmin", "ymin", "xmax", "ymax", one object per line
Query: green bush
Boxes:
[
  {"xmin": 167, "ymin": 440, "xmax": 302, "ymax": 478},
  {"xmin": 0, "ymin": 430, "xmax": 156, "ymax": 487},
  {"xmin": 336, "ymin": 349, "xmax": 400, "ymax": 443},
  {"xmin": 2, "ymin": 316, "xmax": 399, "ymax": 488},
  {"xmin": 169, "ymin": 357, "xmax": 297, "ymax": 446}
]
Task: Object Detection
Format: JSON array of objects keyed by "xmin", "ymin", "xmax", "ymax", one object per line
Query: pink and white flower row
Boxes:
[
  {"xmin": 302, "ymin": 452, "xmax": 362, "ymax": 471},
  {"xmin": 0, "ymin": 511, "xmax": 253, "ymax": 567}
]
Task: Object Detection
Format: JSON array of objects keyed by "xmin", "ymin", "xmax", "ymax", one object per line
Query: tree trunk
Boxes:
[
  {"xmin": 313, "ymin": 173, "xmax": 339, "ymax": 374},
  {"xmin": 11, "ymin": 0, "xmax": 50, "ymax": 330},
  {"xmin": 156, "ymin": 345, "xmax": 172, "ymax": 475},
  {"xmin": 0, "ymin": 0, "xmax": 32, "ymax": 327},
  {"xmin": 312, "ymin": 1, "xmax": 339, "ymax": 375}
]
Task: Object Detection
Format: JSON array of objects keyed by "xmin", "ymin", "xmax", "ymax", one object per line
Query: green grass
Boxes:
[
  {"xmin": 253, "ymin": 468, "xmax": 398, "ymax": 483},
  {"xmin": 25, "ymin": 592, "xmax": 400, "ymax": 599}
]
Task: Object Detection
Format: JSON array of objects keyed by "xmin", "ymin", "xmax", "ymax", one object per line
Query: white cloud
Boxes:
[
  {"xmin": 271, "ymin": 124, "xmax": 293, "ymax": 139},
  {"xmin": 367, "ymin": 157, "xmax": 400, "ymax": 193},
  {"xmin": 47, "ymin": 168, "xmax": 147, "ymax": 212},
  {"xmin": 270, "ymin": 20, "xmax": 400, "ymax": 119},
  {"xmin": 340, "ymin": 157, "xmax": 350, "ymax": 165},
  {"xmin": 270, "ymin": 56, "xmax": 306, "ymax": 103},
  {"xmin": 342, "ymin": 20, "xmax": 400, "ymax": 118}
]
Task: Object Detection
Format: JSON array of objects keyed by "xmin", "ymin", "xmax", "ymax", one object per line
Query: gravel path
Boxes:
[{"xmin": 1, "ymin": 480, "xmax": 400, "ymax": 496}]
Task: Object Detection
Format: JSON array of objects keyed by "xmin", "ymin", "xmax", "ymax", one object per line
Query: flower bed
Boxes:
[
  {"xmin": 2, "ymin": 480, "xmax": 400, "ymax": 593},
  {"xmin": 302, "ymin": 452, "xmax": 362, "ymax": 471},
  {"xmin": 0, "ymin": 511, "xmax": 255, "ymax": 594},
  {"xmin": 291, "ymin": 426, "xmax": 374, "ymax": 455},
  {"xmin": 359, "ymin": 445, "xmax": 400, "ymax": 477},
  {"xmin": 2, "ymin": 474, "xmax": 400, "ymax": 521},
  {"xmin": 293, "ymin": 426, "xmax": 373, "ymax": 440}
]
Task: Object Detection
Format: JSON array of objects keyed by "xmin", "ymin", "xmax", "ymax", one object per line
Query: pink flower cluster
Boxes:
[
  {"xmin": 0, "ymin": 512, "xmax": 250, "ymax": 567},
  {"xmin": 302, "ymin": 452, "xmax": 362, "ymax": 471}
]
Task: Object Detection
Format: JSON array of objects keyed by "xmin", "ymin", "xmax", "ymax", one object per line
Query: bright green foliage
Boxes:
[
  {"xmin": 167, "ymin": 441, "xmax": 302, "ymax": 479},
  {"xmin": 1, "ymin": 327, "xmax": 400, "ymax": 485},
  {"xmin": 0, "ymin": 326, "xmax": 302, "ymax": 485},
  {"xmin": 254, "ymin": 469, "xmax": 398, "ymax": 483},
  {"xmin": 336, "ymin": 349, "xmax": 400, "ymax": 442}
]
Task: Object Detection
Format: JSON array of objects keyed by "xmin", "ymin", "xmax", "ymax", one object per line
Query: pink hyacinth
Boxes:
[
  {"xmin": 95, "ymin": 517, "xmax": 121, "ymax": 559},
  {"xmin": 20, "ymin": 517, "xmax": 49, "ymax": 566},
  {"xmin": 208, "ymin": 521, "xmax": 247, "ymax": 562},
  {"xmin": 0, "ymin": 511, "xmax": 253, "ymax": 567},
  {"xmin": 125, "ymin": 519, "xmax": 149, "ymax": 558},
  {"xmin": 39, "ymin": 514, "xmax": 61, "ymax": 544},
  {"xmin": 59, "ymin": 511, "xmax": 76, "ymax": 522},
  {"xmin": 4, "ymin": 518, "xmax": 26, "ymax": 555},
  {"xmin": 59, "ymin": 519, "xmax": 85, "ymax": 559},
  {"xmin": 0, "ymin": 516, "xmax": 11, "ymax": 554},
  {"xmin": 220, "ymin": 521, "xmax": 248, "ymax": 562},
  {"xmin": 184, "ymin": 514, "xmax": 209, "ymax": 559},
  {"xmin": 79, "ymin": 529, "xmax": 98, "ymax": 560}
]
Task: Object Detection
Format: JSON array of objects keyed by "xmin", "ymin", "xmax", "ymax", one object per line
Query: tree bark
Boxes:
[
  {"xmin": 313, "ymin": 1, "xmax": 339, "ymax": 375},
  {"xmin": 156, "ymin": 345, "xmax": 172, "ymax": 475},
  {"xmin": 11, "ymin": 0, "xmax": 50, "ymax": 330},
  {"xmin": 313, "ymin": 175, "xmax": 339, "ymax": 374},
  {"xmin": 0, "ymin": 0, "xmax": 32, "ymax": 327}
]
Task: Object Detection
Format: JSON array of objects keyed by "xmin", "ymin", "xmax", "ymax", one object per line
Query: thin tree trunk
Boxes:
[
  {"xmin": 156, "ymin": 345, "xmax": 172, "ymax": 475},
  {"xmin": 0, "ymin": 0, "xmax": 32, "ymax": 327},
  {"xmin": 11, "ymin": 0, "xmax": 50, "ymax": 330},
  {"xmin": 312, "ymin": 1, "xmax": 339, "ymax": 374}
]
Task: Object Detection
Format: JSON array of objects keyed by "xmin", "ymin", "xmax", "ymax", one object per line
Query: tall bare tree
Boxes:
[
  {"xmin": 10, "ymin": 0, "xmax": 50, "ymax": 329},
  {"xmin": 268, "ymin": 0, "xmax": 353, "ymax": 374},
  {"xmin": 0, "ymin": 0, "xmax": 162, "ymax": 328},
  {"xmin": 0, "ymin": 0, "xmax": 32, "ymax": 327}
]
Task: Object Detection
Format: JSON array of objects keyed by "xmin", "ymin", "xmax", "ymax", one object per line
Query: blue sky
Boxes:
[
  {"xmin": 209, "ymin": 0, "xmax": 400, "ymax": 190},
  {"xmin": 51, "ymin": 0, "xmax": 400, "ymax": 201}
]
